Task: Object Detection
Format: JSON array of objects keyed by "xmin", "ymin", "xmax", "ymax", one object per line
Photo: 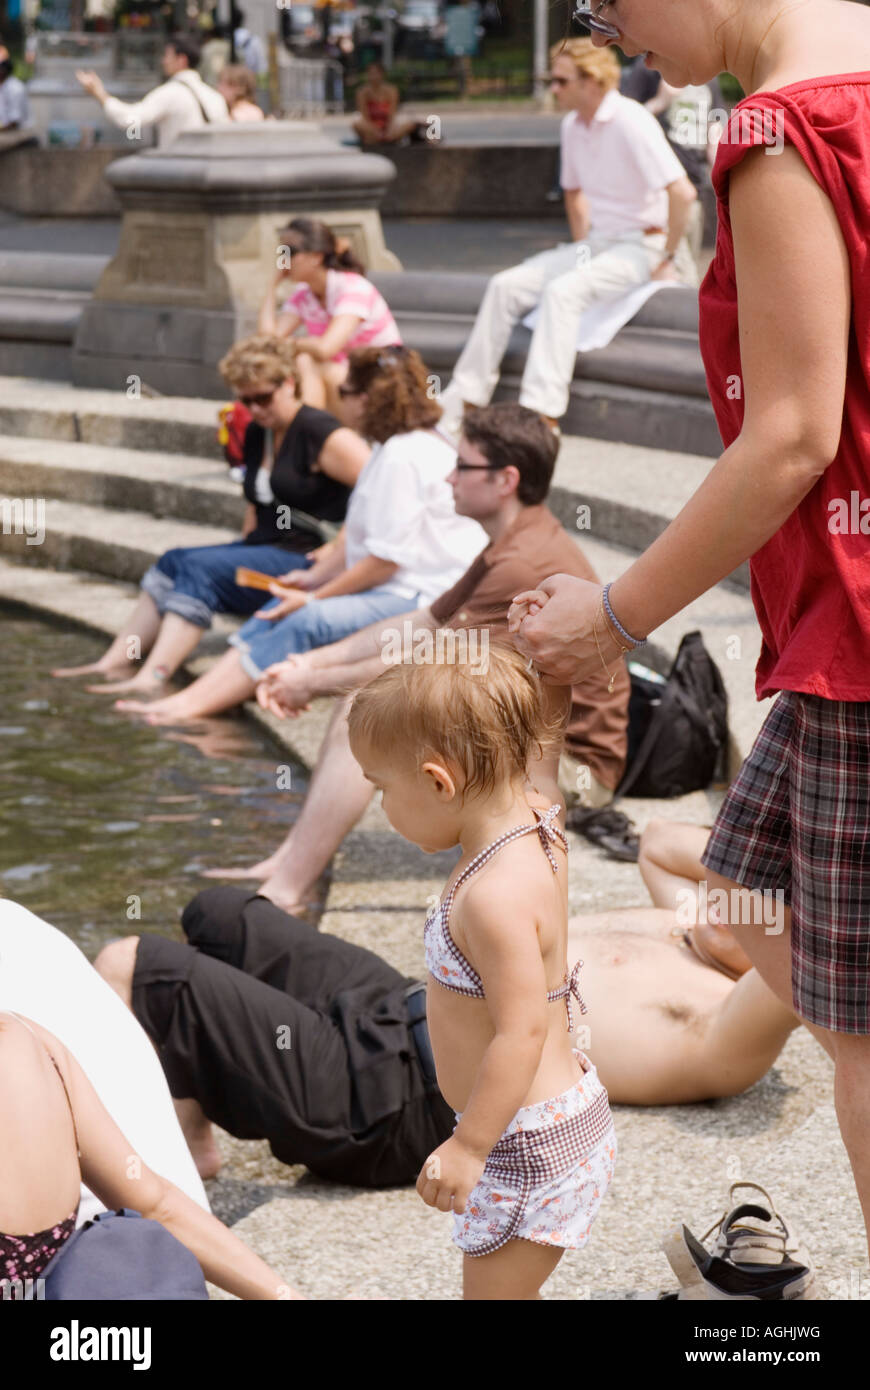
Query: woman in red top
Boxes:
[{"xmin": 509, "ymin": 0, "xmax": 870, "ymax": 1247}]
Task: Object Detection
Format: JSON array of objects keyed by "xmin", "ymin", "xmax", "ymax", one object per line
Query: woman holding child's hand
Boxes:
[
  {"xmin": 517, "ymin": 0, "xmax": 870, "ymax": 1263},
  {"xmin": 508, "ymin": 574, "xmax": 629, "ymax": 686}
]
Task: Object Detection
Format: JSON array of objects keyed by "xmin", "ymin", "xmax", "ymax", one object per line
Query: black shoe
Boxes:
[{"xmin": 566, "ymin": 806, "xmax": 640, "ymax": 862}]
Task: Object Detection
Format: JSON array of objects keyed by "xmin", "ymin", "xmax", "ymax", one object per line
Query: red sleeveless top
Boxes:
[{"xmin": 699, "ymin": 73, "xmax": 870, "ymax": 702}]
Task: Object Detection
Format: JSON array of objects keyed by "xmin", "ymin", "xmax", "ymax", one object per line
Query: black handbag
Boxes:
[{"xmin": 615, "ymin": 632, "xmax": 730, "ymax": 800}]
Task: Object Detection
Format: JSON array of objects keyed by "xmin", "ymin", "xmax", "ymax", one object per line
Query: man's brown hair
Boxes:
[{"xmin": 461, "ymin": 402, "xmax": 559, "ymax": 505}]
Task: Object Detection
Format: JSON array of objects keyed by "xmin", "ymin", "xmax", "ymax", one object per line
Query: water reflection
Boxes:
[{"xmin": 0, "ymin": 611, "xmax": 309, "ymax": 958}]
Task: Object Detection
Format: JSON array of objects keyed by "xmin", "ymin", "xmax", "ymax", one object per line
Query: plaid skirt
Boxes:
[
  {"xmin": 701, "ymin": 691, "xmax": 870, "ymax": 1033},
  {"xmin": 453, "ymin": 1052, "xmax": 616, "ymax": 1257}
]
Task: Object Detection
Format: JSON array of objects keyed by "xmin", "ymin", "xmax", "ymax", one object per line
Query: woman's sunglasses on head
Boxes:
[{"xmin": 572, "ymin": 0, "xmax": 621, "ymax": 40}]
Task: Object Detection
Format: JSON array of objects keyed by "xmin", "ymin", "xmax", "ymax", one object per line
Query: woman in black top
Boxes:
[{"xmin": 52, "ymin": 336, "xmax": 369, "ymax": 694}]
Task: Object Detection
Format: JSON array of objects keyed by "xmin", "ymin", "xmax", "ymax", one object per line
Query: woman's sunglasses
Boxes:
[
  {"xmin": 572, "ymin": 0, "xmax": 621, "ymax": 40},
  {"xmin": 239, "ymin": 386, "xmax": 280, "ymax": 408}
]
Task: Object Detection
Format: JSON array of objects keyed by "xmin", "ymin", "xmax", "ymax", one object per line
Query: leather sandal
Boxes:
[{"xmin": 566, "ymin": 806, "xmax": 640, "ymax": 863}]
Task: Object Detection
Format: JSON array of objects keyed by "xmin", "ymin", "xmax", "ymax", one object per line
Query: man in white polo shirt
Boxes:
[
  {"xmin": 443, "ymin": 38, "xmax": 697, "ymax": 426},
  {"xmin": 76, "ymin": 32, "xmax": 227, "ymax": 148}
]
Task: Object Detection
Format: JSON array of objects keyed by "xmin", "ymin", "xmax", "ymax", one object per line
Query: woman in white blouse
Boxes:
[{"xmin": 125, "ymin": 346, "xmax": 488, "ymax": 724}]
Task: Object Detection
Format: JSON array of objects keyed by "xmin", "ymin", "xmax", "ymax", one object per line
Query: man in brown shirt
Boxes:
[{"xmin": 209, "ymin": 403, "xmax": 631, "ymax": 913}]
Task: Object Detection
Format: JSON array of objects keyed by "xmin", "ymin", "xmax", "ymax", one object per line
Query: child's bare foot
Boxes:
[{"xmin": 52, "ymin": 660, "xmax": 133, "ymax": 680}]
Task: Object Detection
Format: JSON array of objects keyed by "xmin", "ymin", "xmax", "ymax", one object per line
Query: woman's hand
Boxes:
[
  {"xmin": 508, "ymin": 573, "xmax": 625, "ymax": 685},
  {"xmin": 256, "ymin": 657, "xmax": 315, "ymax": 719},
  {"xmin": 416, "ymin": 1136, "xmax": 487, "ymax": 1216},
  {"xmin": 256, "ymin": 586, "xmax": 311, "ymax": 620},
  {"xmin": 279, "ymin": 567, "xmax": 318, "ymax": 590},
  {"xmin": 650, "ymin": 258, "xmax": 682, "ymax": 283}
]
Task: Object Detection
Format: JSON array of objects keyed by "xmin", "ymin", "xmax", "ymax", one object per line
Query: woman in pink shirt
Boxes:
[
  {"xmin": 511, "ymin": 1, "xmax": 870, "ymax": 1254},
  {"xmin": 258, "ymin": 217, "xmax": 402, "ymax": 414}
]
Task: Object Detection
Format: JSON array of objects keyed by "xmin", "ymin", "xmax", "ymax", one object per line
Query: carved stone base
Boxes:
[{"xmin": 71, "ymin": 122, "xmax": 400, "ymax": 394}]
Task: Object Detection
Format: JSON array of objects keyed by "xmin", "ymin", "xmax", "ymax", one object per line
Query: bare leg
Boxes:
[
  {"xmin": 52, "ymin": 592, "xmax": 161, "ymax": 679},
  {"xmin": 697, "ymin": 968, "xmax": 802, "ymax": 1098},
  {"xmin": 294, "ymin": 349, "xmax": 327, "ymax": 410},
  {"xmin": 172, "ymin": 1098, "xmax": 222, "ymax": 1180},
  {"xmin": 90, "ymin": 613, "xmax": 207, "ymax": 694},
  {"xmin": 320, "ymin": 359, "xmax": 349, "ymax": 418},
  {"xmin": 93, "ymin": 934, "xmax": 139, "ymax": 1010},
  {"xmin": 352, "ymin": 115, "xmax": 385, "ymax": 144},
  {"xmin": 705, "ymin": 869, "xmax": 835, "ymax": 1062},
  {"xmin": 259, "ymin": 695, "xmax": 374, "ymax": 912},
  {"xmin": 825, "ymin": 1032, "xmax": 870, "ymax": 1255},
  {"xmin": 462, "ymin": 1240, "xmax": 563, "ymax": 1301},
  {"xmin": 638, "ymin": 818, "xmax": 714, "ymax": 912},
  {"xmin": 115, "ymin": 649, "xmax": 255, "ymax": 722}
]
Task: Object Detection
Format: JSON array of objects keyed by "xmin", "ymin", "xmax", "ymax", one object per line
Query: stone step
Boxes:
[
  {"xmin": 0, "ymin": 397, "xmax": 727, "ymax": 575},
  {"xmin": 0, "ymin": 432, "xmax": 241, "ymax": 529},
  {"xmin": 0, "ymin": 495, "xmax": 236, "ymax": 584},
  {"xmin": 0, "ymin": 375, "xmax": 223, "ymax": 459}
]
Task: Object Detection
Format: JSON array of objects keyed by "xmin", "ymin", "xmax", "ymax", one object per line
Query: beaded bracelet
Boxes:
[{"xmin": 602, "ymin": 583, "xmax": 647, "ymax": 650}]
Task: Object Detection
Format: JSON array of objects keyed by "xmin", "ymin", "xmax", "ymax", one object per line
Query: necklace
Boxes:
[{"xmin": 748, "ymin": 0, "xmax": 810, "ymax": 92}]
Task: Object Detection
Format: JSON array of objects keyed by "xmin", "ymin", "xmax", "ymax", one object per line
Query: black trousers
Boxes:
[{"xmin": 131, "ymin": 886, "xmax": 454, "ymax": 1188}]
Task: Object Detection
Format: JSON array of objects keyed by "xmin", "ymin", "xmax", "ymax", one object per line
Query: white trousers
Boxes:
[{"xmin": 445, "ymin": 231, "xmax": 684, "ymax": 421}]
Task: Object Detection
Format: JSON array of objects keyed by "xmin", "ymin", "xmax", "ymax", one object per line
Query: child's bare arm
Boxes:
[{"xmin": 417, "ymin": 879, "xmax": 549, "ymax": 1214}]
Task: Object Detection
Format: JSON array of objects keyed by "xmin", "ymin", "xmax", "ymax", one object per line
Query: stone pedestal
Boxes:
[{"xmin": 71, "ymin": 122, "xmax": 401, "ymax": 397}]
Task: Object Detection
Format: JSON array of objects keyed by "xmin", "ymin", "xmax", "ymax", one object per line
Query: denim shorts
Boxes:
[
  {"xmin": 141, "ymin": 540, "xmax": 310, "ymax": 630},
  {"xmin": 229, "ymin": 586, "xmax": 419, "ymax": 679}
]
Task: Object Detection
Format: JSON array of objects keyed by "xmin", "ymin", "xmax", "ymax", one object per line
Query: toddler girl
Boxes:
[{"xmin": 348, "ymin": 644, "xmax": 616, "ymax": 1300}]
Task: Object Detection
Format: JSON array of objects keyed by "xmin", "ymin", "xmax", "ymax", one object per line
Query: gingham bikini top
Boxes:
[{"xmin": 423, "ymin": 805, "xmax": 587, "ymax": 1031}]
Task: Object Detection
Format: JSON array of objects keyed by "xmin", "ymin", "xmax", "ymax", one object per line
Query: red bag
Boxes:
[{"xmin": 217, "ymin": 402, "xmax": 252, "ymax": 467}]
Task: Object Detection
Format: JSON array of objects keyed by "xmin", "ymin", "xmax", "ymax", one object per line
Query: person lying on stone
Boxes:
[
  {"xmin": 258, "ymin": 217, "xmax": 402, "ymax": 414},
  {"xmin": 92, "ymin": 819, "xmax": 799, "ymax": 1189},
  {"xmin": 114, "ymin": 347, "xmax": 487, "ymax": 723},
  {"xmin": 203, "ymin": 402, "xmax": 631, "ymax": 914},
  {"xmin": 52, "ymin": 335, "xmax": 367, "ymax": 695}
]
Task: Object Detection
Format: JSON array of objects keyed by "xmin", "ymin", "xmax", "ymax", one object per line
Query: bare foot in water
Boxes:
[
  {"xmin": 115, "ymin": 695, "xmax": 194, "ymax": 722},
  {"xmin": 174, "ymin": 1098, "xmax": 222, "ymax": 1180},
  {"xmin": 86, "ymin": 672, "xmax": 172, "ymax": 696},
  {"xmin": 52, "ymin": 661, "xmax": 135, "ymax": 680}
]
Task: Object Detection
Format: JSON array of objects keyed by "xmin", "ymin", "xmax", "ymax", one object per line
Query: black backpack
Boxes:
[{"xmin": 615, "ymin": 631, "xmax": 729, "ymax": 799}]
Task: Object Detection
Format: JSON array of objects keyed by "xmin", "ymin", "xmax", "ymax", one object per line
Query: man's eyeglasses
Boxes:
[
  {"xmin": 338, "ymin": 383, "xmax": 361, "ymax": 398},
  {"xmin": 239, "ymin": 386, "xmax": 280, "ymax": 408},
  {"xmin": 453, "ymin": 458, "xmax": 506, "ymax": 473},
  {"xmin": 573, "ymin": 0, "xmax": 621, "ymax": 40}
]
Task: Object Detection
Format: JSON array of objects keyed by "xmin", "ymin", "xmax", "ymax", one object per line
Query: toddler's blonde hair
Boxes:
[{"xmin": 347, "ymin": 643, "xmax": 564, "ymax": 799}]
